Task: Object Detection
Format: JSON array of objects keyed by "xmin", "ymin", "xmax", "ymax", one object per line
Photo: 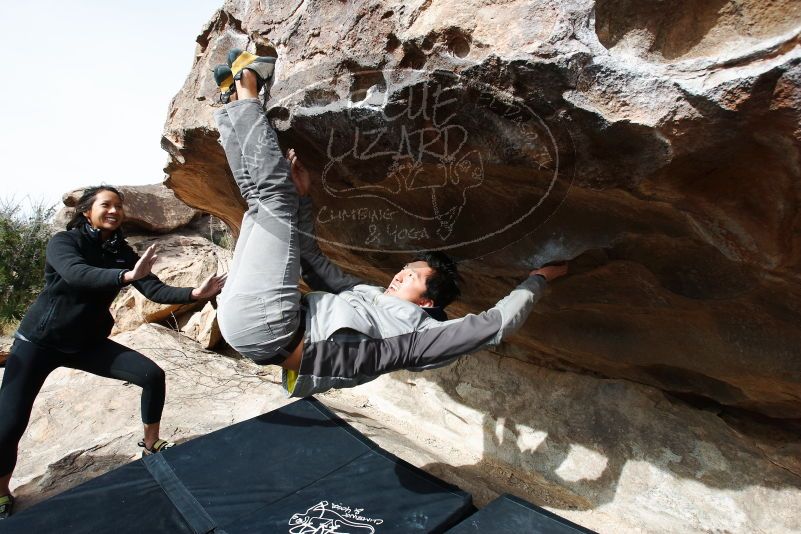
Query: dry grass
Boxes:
[{"xmin": 0, "ymin": 319, "xmax": 19, "ymax": 337}]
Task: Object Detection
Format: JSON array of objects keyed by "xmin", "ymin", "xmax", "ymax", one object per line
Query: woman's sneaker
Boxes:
[{"xmin": 138, "ymin": 438, "xmax": 175, "ymax": 457}]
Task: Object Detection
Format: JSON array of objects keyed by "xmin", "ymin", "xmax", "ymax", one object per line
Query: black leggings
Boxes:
[{"xmin": 0, "ymin": 338, "xmax": 166, "ymax": 476}]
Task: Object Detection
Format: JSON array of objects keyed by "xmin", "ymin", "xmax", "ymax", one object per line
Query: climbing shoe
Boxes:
[
  {"xmin": 0, "ymin": 494, "xmax": 13, "ymax": 519},
  {"xmin": 138, "ymin": 438, "xmax": 175, "ymax": 457},
  {"xmin": 227, "ymin": 48, "xmax": 277, "ymax": 92},
  {"xmin": 213, "ymin": 64, "xmax": 236, "ymax": 104}
]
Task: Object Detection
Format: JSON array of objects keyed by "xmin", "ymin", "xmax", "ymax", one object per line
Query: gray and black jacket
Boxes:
[{"xmin": 285, "ymin": 198, "xmax": 547, "ymax": 397}]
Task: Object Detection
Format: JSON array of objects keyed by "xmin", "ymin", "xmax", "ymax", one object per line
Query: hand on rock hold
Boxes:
[
  {"xmin": 287, "ymin": 148, "xmax": 311, "ymax": 197},
  {"xmin": 530, "ymin": 262, "xmax": 568, "ymax": 282}
]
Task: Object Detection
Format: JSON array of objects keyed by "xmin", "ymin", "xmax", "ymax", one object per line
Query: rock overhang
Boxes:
[{"xmin": 162, "ymin": 0, "xmax": 801, "ymax": 418}]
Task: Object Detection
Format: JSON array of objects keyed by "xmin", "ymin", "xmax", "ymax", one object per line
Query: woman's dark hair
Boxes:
[
  {"xmin": 411, "ymin": 251, "xmax": 462, "ymax": 308},
  {"xmin": 66, "ymin": 185, "xmax": 125, "ymax": 230}
]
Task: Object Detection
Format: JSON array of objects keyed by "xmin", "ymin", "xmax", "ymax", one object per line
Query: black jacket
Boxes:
[{"xmin": 17, "ymin": 225, "xmax": 195, "ymax": 351}]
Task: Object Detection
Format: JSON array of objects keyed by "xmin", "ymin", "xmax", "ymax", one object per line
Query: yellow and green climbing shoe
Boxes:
[
  {"xmin": 213, "ymin": 64, "xmax": 236, "ymax": 104},
  {"xmin": 0, "ymin": 494, "xmax": 13, "ymax": 519},
  {"xmin": 227, "ymin": 48, "xmax": 277, "ymax": 91}
]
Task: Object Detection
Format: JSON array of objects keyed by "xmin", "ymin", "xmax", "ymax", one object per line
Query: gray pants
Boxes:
[{"xmin": 214, "ymin": 99, "xmax": 301, "ymax": 364}]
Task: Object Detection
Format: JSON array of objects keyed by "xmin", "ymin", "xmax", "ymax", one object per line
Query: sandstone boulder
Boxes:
[
  {"xmin": 110, "ymin": 234, "xmax": 231, "ymax": 334},
  {"xmin": 162, "ymin": 1, "xmax": 801, "ymax": 419},
  {"xmin": 178, "ymin": 301, "xmax": 222, "ymax": 349},
  {"xmin": 55, "ymin": 184, "xmax": 200, "ymax": 234}
]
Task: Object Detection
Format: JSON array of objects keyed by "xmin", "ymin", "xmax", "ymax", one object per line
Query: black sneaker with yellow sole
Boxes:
[{"xmin": 138, "ymin": 438, "xmax": 174, "ymax": 457}]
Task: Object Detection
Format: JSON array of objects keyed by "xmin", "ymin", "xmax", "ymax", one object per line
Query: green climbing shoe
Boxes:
[
  {"xmin": 213, "ymin": 64, "xmax": 236, "ymax": 104},
  {"xmin": 0, "ymin": 494, "xmax": 14, "ymax": 519},
  {"xmin": 227, "ymin": 48, "xmax": 277, "ymax": 91}
]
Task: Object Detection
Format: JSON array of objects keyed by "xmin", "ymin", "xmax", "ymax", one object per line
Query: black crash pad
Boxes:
[
  {"xmin": 1, "ymin": 398, "xmax": 474, "ymax": 533},
  {"xmin": 446, "ymin": 494, "xmax": 596, "ymax": 533}
]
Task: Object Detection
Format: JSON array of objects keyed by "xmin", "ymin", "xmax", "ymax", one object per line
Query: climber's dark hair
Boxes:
[
  {"xmin": 66, "ymin": 185, "xmax": 125, "ymax": 230},
  {"xmin": 411, "ymin": 251, "xmax": 461, "ymax": 308}
]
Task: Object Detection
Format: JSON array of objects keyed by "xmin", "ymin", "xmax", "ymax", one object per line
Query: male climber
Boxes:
[{"xmin": 212, "ymin": 49, "xmax": 568, "ymax": 397}]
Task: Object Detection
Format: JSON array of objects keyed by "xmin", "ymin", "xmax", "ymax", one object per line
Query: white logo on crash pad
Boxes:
[{"xmin": 288, "ymin": 500, "xmax": 384, "ymax": 533}]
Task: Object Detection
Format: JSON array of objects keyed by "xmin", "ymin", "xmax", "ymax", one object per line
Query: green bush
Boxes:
[
  {"xmin": 0, "ymin": 199, "xmax": 56, "ymax": 329},
  {"xmin": 208, "ymin": 215, "xmax": 235, "ymax": 250}
]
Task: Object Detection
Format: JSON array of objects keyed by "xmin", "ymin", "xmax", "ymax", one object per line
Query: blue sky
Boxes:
[{"xmin": 0, "ymin": 0, "xmax": 223, "ymax": 210}]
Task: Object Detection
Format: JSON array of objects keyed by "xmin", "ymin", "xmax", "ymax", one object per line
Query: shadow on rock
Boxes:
[{"xmin": 365, "ymin": 353, "xmax": 801, "ymax": 532}]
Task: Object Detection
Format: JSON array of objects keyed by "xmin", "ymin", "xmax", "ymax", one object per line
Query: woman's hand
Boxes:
[
  {"xmin": 123, "ymin": 245, "xmax": 158, "ymax": 283},
  {"xmin": 287, "ymin": 148, "xmax": 311, "ymax": 197},
  {"xmin": 191, "ymin": 273, "xmax": 227, "ymax": 300}
]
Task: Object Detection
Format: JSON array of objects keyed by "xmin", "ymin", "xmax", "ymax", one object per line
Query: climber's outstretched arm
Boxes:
[{"xmin": 288, "ymin": 270, "xmax": 559, "ymax": 398}]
